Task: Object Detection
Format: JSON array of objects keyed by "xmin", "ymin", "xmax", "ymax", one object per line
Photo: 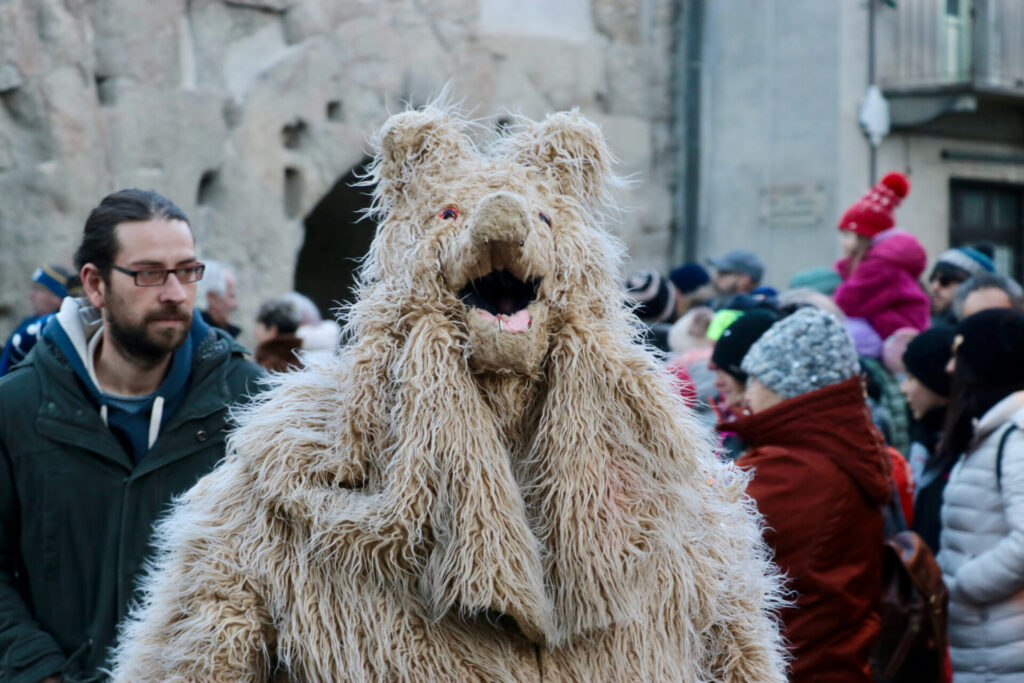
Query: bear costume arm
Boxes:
[{"xmin": 109, "ymin": 462, "xmax": 276, "ymax": 682}]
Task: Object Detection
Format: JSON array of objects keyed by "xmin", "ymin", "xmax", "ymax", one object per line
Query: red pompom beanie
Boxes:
[{"xmin": 837, "ymin": 171, "xmax": 910, "ymax": 238}]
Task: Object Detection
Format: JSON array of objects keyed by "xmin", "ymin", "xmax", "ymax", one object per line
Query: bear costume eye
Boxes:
[
  {"xmin": 539, "ymin": 212, "xmax": 552, "ymax": 227},
  {"xmin": 439, "ymin": 207, "xmax": 458, "ymax": 220}
]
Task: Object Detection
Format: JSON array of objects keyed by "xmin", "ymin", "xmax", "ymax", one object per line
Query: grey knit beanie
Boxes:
[{"xmin": 740, "ymin": 308, "xmax": 860, "ymax": 399}]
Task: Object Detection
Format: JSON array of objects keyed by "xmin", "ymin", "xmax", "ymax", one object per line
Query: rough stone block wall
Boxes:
[{"xmin": 0, "ymin": 0, "xmax": 676, "ymax": 342}]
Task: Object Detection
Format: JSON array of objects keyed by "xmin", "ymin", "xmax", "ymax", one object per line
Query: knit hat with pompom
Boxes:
[{"xmin": 837, "ymin": 171, "xmax": 910, "ymax": 238}]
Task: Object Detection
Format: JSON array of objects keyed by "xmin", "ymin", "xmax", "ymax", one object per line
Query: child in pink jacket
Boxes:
[{"xmin": 834, "ymin": 172, "xmax": 930, "ymax": 346}]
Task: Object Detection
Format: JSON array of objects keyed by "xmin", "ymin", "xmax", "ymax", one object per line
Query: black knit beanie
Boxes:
[
  {"xmin": 954, "ymin": 308, "xmax": 1024, "ymax": 387},
  {"xmin": 710, "ymin": 309, "xmax": 779, "ymax": 383},
  {"xmin": 902, "ymin": 325, "xmax": 956, "ymax": 396}
]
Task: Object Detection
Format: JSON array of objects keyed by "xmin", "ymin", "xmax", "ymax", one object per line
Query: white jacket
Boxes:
[{"xmin": 938, "ymin": 391, "xmax": 1024, "ymax": 681}]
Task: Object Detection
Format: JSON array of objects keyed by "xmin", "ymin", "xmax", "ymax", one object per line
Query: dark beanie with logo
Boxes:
[
  {"xmin": 902, "ymin": 325, "xmax": 955, "ymax": 396},
  {"xmin": 954, "ymin": 308, "xmax": 1024, "ymax": 387},
  {"xmin": 710, "ymin": 310, "xmax": 779, "ymax": 383}
]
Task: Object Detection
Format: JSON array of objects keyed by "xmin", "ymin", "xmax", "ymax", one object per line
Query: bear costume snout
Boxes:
[{"xmin": 442, "ymin": 190, "xmax": 555, "ymax": 375}]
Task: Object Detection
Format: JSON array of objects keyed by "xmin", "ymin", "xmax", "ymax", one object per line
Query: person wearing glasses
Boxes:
[
  {"xmin": 928, "ymin": 246, "xmax": 996, "ymax": 326},
  {"xmin": 0, "ymin": 189, "xmax": 262, "ymax": 682}
]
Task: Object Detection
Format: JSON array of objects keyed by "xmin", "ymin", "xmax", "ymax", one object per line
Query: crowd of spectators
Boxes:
[{"xmin": 626, "ymin": 171, "xmax": 1024, "ymax": 681}]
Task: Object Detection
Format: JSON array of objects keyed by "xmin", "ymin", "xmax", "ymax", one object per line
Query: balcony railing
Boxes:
[{"xmin": 878, "ymin": 0, "xmax": 1024, "ymax": 96}]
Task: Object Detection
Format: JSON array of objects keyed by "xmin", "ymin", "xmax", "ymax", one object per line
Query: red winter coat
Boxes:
[
  {"xmin": 834, "ymin": 228, "xmax": 930, "ymax": 339},
  {"xmin": 726, "ymin": 377, "xmax": 892, "ymax": 682}
]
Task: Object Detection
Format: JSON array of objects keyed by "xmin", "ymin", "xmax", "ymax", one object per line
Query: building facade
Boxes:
[
  {"xmin": 694, "ymin": 0, "xmax": 1024, "ymax": 288},
  {"xmin": 5, "ymin": 0, "xmax": 1021, "ymax": 338}
]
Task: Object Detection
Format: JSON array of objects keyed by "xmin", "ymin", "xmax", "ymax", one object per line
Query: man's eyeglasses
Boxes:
[
  {"xmin": 930, "ymin": 273, "xmax": 963, "ymax": 288},
  {"xmin": 111, "ymin": 263, "xmax": 205, "ymax": 287}
]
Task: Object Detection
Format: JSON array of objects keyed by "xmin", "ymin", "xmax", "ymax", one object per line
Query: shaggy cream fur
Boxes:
[{"xmin": 110, "ymin": 104, "xmax": 787, "ymax": 681}]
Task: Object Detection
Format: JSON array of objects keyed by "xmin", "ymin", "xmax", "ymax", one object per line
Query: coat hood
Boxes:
[
  {"xmin": 727, "ymin": 377, "xmax": 892, "ymax": 505},
  {"xmin": 38, "ymin": 297, "xmax": 204, "ymax": 459},
  {"xmin": 38, "ymin": 297, "xmax": 244, "ymax": 384},
  {"xmin": 868, "ymin": 228, "xmax": 927, "ymax": 279},
  {"xmin": 972, "ymin": 390, "xmax": 1024, "ymax": 446},
  {"xmin": 30, "ymin": 297, "xmax": 248, "ymax": 461}
]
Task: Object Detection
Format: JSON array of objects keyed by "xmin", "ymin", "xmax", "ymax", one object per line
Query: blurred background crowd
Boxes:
[{"xmin": 623, "ymin": 170, "xmax": 1024, "ymax": 681}]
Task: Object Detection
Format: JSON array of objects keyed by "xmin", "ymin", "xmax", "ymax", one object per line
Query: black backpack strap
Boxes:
[{"xmin": 996, "ymin": 423, "xmax": 1019, "ymax": 492}]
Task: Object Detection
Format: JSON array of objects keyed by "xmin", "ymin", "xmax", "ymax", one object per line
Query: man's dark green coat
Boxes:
[{"xmin": 0, "ymin": 323, "xmax": 262, "ymax": 682}]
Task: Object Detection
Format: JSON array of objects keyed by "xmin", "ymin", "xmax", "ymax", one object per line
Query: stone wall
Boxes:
[{"xmin": 0, "ymin": 0, "xmax": 677, "ymax": 342}]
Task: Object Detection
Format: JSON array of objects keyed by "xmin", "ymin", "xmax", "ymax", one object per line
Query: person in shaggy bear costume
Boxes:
[{"xmin": 109, "ymin": 103, "xmax": 787, "ymax": 681}]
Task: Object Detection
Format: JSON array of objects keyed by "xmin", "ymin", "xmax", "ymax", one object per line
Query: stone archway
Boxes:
[{"xmin": 294, "ymin": 158, "xmax": 375, "ymax": 321}]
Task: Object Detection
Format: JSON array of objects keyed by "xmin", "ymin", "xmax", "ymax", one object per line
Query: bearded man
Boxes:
[{"xmin": 0, "ymin": 189, "xmax": 263, "ymax": 682}]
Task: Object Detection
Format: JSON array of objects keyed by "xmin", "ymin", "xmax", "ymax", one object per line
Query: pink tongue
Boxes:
[
  {"xmin": 473, "ymin": 307, "xmax": 531, "ymax": 333},
  {"xmin": 500, "ymin": 309, "xmax": 531, "ymax": 333}
]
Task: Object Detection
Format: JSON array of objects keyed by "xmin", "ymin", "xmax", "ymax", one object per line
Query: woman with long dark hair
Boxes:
[
  {"xmin": 937, "ymin": 308, "xmax": 1024, "ymax": 681},
  {"xmin": 901, "ymin": 325, "xmax": 955, "ymax": 552}
]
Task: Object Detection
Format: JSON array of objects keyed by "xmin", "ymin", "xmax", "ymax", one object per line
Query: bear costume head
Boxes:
[
  {"xmin": 363, "ymin": 104, "xmax": 623, "ymax": 378},
  {"xmin": 111, "ymin": 103, "xmax": 786, "ymax": 682}
]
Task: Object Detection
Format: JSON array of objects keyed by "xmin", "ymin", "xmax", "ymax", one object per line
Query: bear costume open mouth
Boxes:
[{"xmin": 459, "ymin": 270, "xmax": 541, "ymax": 333}]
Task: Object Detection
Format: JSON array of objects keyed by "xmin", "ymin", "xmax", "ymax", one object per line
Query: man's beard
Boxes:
[{"xmin": 106, "ymin": 302, "xmax": 192, "ymax": 366}]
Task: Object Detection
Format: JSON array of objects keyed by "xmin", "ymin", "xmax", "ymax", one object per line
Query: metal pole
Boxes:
[
  {"xmin": 682, "ymin": 0, "xmax": 703, "ymax": 262},
  {"xmin": 671, "ymin": 0, "xmax": 704, "ymax": 267},
  {"xmin": 868, "ymin": 0, "xmax": 878, "ymax": 186}
]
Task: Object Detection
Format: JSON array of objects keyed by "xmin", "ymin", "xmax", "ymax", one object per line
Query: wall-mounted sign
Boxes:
[{"xmin": 759, "ymin": 183, "xmax": 827, "ymax": 229}]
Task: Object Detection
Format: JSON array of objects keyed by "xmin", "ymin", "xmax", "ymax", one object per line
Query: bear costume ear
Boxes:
[
  {"xmin": 506, "ymin": 111, "xmax": 615, "ymax": 209},
  {"xmin": 373, "ymin": 107, "xmax": 472, "ymax": 204}
]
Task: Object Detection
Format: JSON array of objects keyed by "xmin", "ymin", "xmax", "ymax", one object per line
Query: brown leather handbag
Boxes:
[{"xmin": 870, "ymin": 527, "xmax": 949, "ymax": 682}]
